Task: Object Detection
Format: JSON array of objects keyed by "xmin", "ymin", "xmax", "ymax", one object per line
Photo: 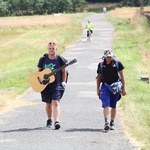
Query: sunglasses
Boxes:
[{"xmin": 49, "ymin": 42, "xmax": 56, "ymax": 46}]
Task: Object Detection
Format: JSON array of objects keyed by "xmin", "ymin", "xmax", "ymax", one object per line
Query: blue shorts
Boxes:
[
  {"xmin": 99, "ymin": 84, "xmax": 120, "ymax": 108},
  {"xmin": 41, "ymin": 90, "xmax": 64, "ymax": 103}
]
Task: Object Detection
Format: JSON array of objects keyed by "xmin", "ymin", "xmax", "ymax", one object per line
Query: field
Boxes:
[{"xmin": 0, "ymin": 6, "xmax": 150, "ymax": 150}]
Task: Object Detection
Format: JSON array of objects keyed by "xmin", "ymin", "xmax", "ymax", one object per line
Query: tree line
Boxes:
[
  {"xmin": 0, "ymin": 0, "xmax": 149, "ymax": 17},
  {"xmin": 0, "ymin": 0, "xmax": 86, "ymax": 16},
  {"xmin": 86, "ymin": 0, "xmax": 149, "ymax": 6}
]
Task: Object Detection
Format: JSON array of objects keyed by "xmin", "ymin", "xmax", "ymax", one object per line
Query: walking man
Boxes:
[
  {"xmin": 96, "ymin": 49, "xmax": 127, "ymax": 130},
  {"xmin": 37, "ymin": 42, "xmax": 67, "ymax": 130}
]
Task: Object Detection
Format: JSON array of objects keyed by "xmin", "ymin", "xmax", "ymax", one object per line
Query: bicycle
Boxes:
[{"xmin": 87, "ymin": 30, "xmax": 92, "ymax": 42}]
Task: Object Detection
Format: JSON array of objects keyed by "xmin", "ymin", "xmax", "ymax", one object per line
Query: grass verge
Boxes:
[{"xmin": 106, "ymin": 7, "xmax": 150, "ymax": 150}]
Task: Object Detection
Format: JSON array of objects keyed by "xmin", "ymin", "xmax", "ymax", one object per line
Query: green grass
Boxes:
[
  {"xmin": 0, "ymin": 13, "xmax": 90, "ymax": 94},
  {"xmin": 106, "ymin": 15, "xmax": 150, "ymax": 150}
]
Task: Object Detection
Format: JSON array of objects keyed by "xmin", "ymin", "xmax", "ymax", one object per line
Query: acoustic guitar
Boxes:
[{"xmin": 29, "ymin": 59, "xmax": 77, "ymax": 92}]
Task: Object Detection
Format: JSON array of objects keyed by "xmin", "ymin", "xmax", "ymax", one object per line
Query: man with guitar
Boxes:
[{"xmin": 37, "ymin": 42, "xmax": 67, "ymax": 130}]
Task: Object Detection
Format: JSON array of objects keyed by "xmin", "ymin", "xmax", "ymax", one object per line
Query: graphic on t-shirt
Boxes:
[{"xmin": 44, "ymin": 63, "xmax": 55, "ymax": 70}]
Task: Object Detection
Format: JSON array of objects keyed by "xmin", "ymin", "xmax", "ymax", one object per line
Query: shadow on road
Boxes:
[
  {"xmin": 1, "ymin": 127, "xmax": 50, "ymax": 133},
  {"xmin": 65, "ymin": 128, "xmax": 107, "ymax": 133}
]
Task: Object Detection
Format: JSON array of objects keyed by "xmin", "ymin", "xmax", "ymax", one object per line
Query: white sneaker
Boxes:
[{"xmin": 110, "ymin": 124, "xmax": 115, "ymax": 130}]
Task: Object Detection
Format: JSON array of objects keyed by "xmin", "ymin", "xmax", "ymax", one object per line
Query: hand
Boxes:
[
  {"xmin": 97, "ymin": 89, "xmax": 100, "ymax": 96},
  {"xmin": 122, "ymin": 89, "xmax": 127, "ymax": 96},
  {"xmin": 62, "ymin": 82, "xmax": 67, "ymax": 88}
]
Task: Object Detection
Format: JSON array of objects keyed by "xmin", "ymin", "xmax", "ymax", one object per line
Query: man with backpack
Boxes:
[
  {"xmin": 96, "ymin": 49, "xmax": 127, "ymax": 131},
  {"xmin": 37, "ymin": 42, "xmax": 67, "ymax": 130}
]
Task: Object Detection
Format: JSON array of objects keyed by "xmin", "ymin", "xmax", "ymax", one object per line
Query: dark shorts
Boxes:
[
  {"xmin": 87, "ymin": 30, "xmax": 93, "ymax": 36},
  {"xmin": 99, "ymin": 84, "xmax": 120, "ymax": 108},
  {"xmin": 41, "ymin": 90, "xmax": 64, "ymax": 103}
]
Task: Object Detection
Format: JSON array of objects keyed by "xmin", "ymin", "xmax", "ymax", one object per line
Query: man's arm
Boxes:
[
  {"xmin": 96, "ymin": 74, "xmax": 102, "ymax": 96},
  {"xmin": 62, "ymin": 68, "xmax": 67, "ymax": 83},
  {"xmin": 38, "ymin": 68, "xmax": 42, "ymax": 72},
  {"xmin": 119, "ymin": 70, "xmax": 127, "ymax": 96}
]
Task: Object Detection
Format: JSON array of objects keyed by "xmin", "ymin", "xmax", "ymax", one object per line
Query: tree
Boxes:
[
  {"xmin": 0, "ymin": 0, "xmax": 9, "ymax": 16},
  {"xmin": 71, "ymin": 0, "xmax": 86, "ymax": 12}
]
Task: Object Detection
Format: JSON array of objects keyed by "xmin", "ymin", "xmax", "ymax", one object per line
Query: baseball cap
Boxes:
[{"xmin": 104, "ymin": 49, "xmax": 113, "ymax": 58}]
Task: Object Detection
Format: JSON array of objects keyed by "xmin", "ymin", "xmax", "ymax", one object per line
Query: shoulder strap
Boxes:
[
  {"xmin": 100, "ymin": 61, "xmax": 104, "ymax": 74},
  {"xmin": 41, "ymin": 53, "xmax": 47, "ymax": 65},
  {"xmin": 113, "ymin": 58, "xmax": 119, "ymax": 72},
  {"xmin": 58, "ymin": 55, "xmax": 68, "ymax": 65},
  {"xmin": 116, "ymin": 61, "xmax": 119, "ymax": 71}
]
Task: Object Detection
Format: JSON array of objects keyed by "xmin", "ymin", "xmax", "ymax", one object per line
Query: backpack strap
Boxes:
[
  {"xmin": 99, "ymin": 61, "xmax": 104, "ymax": 75},
  {"xmin": 116, "ymin": 61, "xmax": 119, "ymax": 72},
  {"xmin": 113, "ymin": 58, "xmax": 119, "ymax": 72},
  {"xmin": 41, "ymin": 53, "xmax": 47, "ymax": 65},
  {"xmin": 58, "ymin": 55, "xmax": 68, "ymax": 65},
  {"xmin": 58, "ymin": 55, "xmax": 69, "ymax": 83}
]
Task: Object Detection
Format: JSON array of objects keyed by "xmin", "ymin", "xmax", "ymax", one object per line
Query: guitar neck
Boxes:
[
  {"xmin": 45, "ymin": 58, "xmax": 77, "ymax": 78},
  {"xmin": 48, "ymin": 64, "xmax": 68, "ymax": 77}
]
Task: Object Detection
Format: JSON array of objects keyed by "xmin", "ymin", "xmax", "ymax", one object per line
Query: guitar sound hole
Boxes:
[
  {"xmin": 44, "ymin": 74, "xmax": 49, "ymax": 79},
  {"xmin": 42, "ymin": 79, "xmax": 50, "ymax": 85}
]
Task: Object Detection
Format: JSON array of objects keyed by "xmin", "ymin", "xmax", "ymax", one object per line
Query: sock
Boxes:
[
  {"xmin": 110, "ymin": 120, "xmax": 114, "ymax": 125},
  {"xmin": 105, "ymin": 118, "xmax": 108, "ymax": 124}
]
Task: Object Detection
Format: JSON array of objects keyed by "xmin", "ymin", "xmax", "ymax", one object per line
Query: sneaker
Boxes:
[
  {"xmin": 104, "ymin": 123, "xmax": 110, "ymax": 130},
  {"xmin": 54, "ymin": 121, "xmax": 61, "ymax": 130},
  {"xmin": 110, "ymin": 123, "xmax": 115, "ymax": 130},
  {"xmin": 46, "ymin": 119, "xmax": 52, "ymax": 128}
]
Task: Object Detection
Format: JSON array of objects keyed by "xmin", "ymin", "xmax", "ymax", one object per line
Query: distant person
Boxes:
[
  {"xmin": 37, "ymin": 42, "xmax": 67, "ymax": 130},
  {"xmin": 85, "ymin": 20, "xmax": 93, "ymax": 38},
  {"xmin": 96, "ymin": 49, "xmax": 127, "ymax": 131},
  {"xmin": 103, "ymin": 7, "xmax": 107, "ymax": 14}
]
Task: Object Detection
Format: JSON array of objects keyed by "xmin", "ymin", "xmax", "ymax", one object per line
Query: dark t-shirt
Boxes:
[
  {"xmin": 97, "ymin": 59, "xmax": 124, "ymax": 85},
  {"xmin": 37, "ymin": 55, "xmax": 66, "ymax": 91}
]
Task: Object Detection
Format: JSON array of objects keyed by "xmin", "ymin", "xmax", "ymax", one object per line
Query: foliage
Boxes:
[
  {"xmin": 0, "ymin": 0, "xmax": 87, "ymax": 16},
  {"xmin": 122, "ymin": 0, "xmax": 150, "ymax": 6},
  {"xmin": 85, "ymin": 0, "xmax": 122, "ymax": 2},
  {"xmin": 0, "ymin": 0, "xmax": 9, "ymax": 16}
]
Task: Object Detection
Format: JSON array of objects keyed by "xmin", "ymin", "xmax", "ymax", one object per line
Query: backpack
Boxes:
[{"xmin": 41, "ymin": 54, "xmax": 69, "ymax": 83}]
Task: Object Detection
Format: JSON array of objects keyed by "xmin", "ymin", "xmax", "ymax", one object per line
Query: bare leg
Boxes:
[
  {"xmin": 111, "ymin": 108, "xmax": 116, "ymax": 120},
  {"xmin": 52, "ymin": 100, "xmax": 60, "ymax": 122},
  {"xmin": 103, "ymin": 106, "xmax": 109, "ymax": 119},
  {"xmin": 45, "ymin": 103, "xmax": 52, "ymax": 119}
]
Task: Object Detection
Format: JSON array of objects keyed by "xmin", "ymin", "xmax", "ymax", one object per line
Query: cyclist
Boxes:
[{"xmin": 85, "ymin": 20, "xmax": 93, "ymax": 38}]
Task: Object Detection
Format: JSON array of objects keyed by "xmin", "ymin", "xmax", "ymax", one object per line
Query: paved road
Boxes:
[{"xmin": 0, "ymin": 14, "xmax": 139, "ymax": 150}]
